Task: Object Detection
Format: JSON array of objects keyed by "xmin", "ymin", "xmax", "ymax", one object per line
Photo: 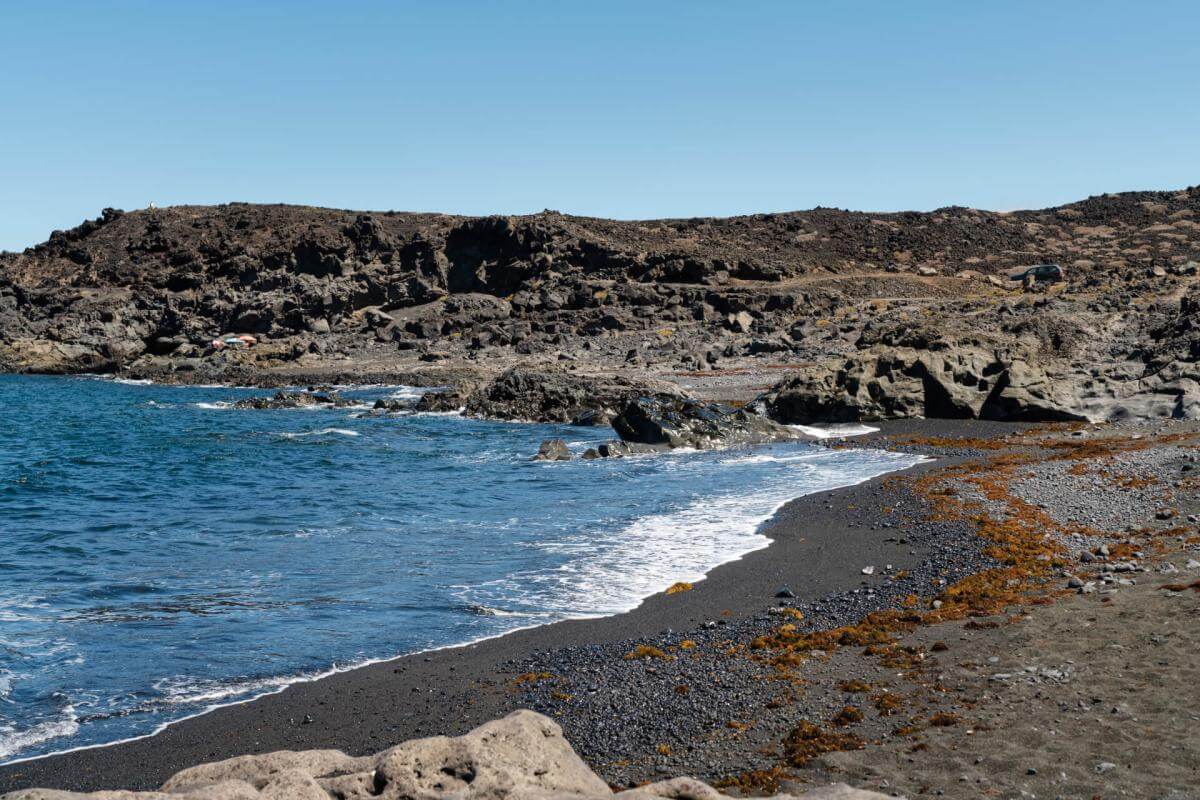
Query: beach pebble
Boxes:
[
  {"xmin": 775, "ymin": 586, "xmax": 795, "ymax": 598},
  {"xmin": 861, "ymin": 566, "xmax": 875, "ymax": 575},
  {"xmin": 1095, "ymin": 761, "xmax": 1118, "ymax": 774}
]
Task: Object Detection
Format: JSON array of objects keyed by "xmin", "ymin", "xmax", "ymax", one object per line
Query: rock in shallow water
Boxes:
[
  {"xmin": 463, "ymin": 368, "xmax": 684, "ymax": 424},
  {"xmin": 232, "ymin": 390, "xmax": 353, "ymax": 410},
  {"xmin": 1, "ymin": 711, "xmax": 889, "ymax": 799},
  {"xmin": 535, "ymin": 439, "xmax": 572, "ymax": 461},
  {"xmin": 612, "ymin": 396, "xmax": 808, "ymax": 450}
]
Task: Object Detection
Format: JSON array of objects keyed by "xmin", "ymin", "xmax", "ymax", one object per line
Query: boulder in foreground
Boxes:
[{"xmin": 2, "ymin": 711, "xmax": 888, "ymax": 800}]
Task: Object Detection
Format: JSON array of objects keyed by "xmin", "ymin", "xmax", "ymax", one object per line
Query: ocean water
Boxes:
[{"xmin": 0, "ymin": 375, "xmax": 921, "ymax": 763}]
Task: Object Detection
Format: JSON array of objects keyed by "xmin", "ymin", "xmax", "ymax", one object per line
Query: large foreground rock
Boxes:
[{"xmin": 2, "ymin": 711, "xmax": 888, "ymax": 800}]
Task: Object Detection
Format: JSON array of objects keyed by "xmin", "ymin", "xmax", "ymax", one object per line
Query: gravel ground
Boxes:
[
  {"xmin": 506, "ymin": 481, "xmax": 994, "ymax": 787},
  {"xmin": 505, "ymin": 420, "xmax": 1200, "ymax": 791}
]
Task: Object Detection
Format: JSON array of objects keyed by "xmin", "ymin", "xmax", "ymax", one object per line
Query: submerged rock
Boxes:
[{"xmin": 1, "ymin": 711, "xmax": 889, "ymax": 799}]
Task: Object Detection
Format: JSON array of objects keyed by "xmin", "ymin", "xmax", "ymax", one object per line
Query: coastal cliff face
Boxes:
[
  {"xmin": 2, "ymin": 710, "xmax": 885, "ymax": 800},
  {"xmin": 2, "ymin": 188, "xmax": 1200, "ymax": 421}
]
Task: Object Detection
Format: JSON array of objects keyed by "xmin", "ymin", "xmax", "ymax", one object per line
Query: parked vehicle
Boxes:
[{"xmin": 1008, "ymin": 263, "xmax": 1064, "ymax": 282}]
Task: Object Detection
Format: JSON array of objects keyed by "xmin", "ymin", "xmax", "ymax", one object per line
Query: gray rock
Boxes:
[
  {"xmin": 162, "ymin": 750, "xmax": 367, "ymax": 793},
  {"xmin": 755, "ymin": 341, "xmax": 1200, "ymax": 424},
  {"xmin": 725, "ymin": 311, "xmax": 754, "ymax": 333},
  {"xmin": 233, "ymin": 391, "xmax": 353, "ymax": 410},
  {"xmin": 463, "ymin": 369, "xmax": 683, "ymax": 424},
  {"xmin": 0, "ymin": 712, "xmax": 890, "ymax": 799},
  {"xmin": 535, "ymin": 439, "xmax": 572, "ymax": 461},
  {"xmin": 612, "ymin": 396, "xmax": 808, "ymax": 450}
]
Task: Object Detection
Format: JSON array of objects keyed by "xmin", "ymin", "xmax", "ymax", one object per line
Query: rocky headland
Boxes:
[{"xmin": 3, "ymin": 188, "xmax": 1200, "ymax": 424}]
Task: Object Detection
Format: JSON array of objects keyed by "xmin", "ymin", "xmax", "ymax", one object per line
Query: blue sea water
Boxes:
[{"xmin": 0, "ymin": 374, "xmax": 921, "ymax": 763}]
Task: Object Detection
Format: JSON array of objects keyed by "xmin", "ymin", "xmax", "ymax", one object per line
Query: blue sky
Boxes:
[{"xmin": 1, "ymin": 1, "xmax": 1197, "ymax": 250}]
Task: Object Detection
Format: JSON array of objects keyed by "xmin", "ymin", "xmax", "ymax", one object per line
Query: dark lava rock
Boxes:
[
  {"xmin": 233, "ymin": 390, "xmax": 353, "ymax": 409},
  {"xmin": 611, "ymin": 396, "xmax": 808, "ymax": 449},
  {"xmin": 372, "ymin": 398, "xmax": 410, "ymax": 412},
  {"xmin": 570, "ymin": 408, "xmax": 613, "ymax": 427},
  {"xmin": 414, "ymin": 390, "xmax": 466, "ymax": 413},
  {"xmin": 462, "ymin": 368, "xmax": 682, "ymax": 424}
]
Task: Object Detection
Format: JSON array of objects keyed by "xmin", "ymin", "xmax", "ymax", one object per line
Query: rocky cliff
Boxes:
[{"xmin": 3, "ymin": 188, "xmax": 1200, "ymax": 421}]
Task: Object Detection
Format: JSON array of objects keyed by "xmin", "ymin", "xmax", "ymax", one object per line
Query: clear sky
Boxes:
[{"xmin": 2, "ymin": 1, "xmax": 1197, "ymax": 250}]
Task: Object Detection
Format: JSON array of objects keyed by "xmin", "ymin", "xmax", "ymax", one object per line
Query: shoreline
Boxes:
[
  {"xmin": 0, "ymin": 417, "xmax": 912, "ymax": 767},
  {"xmin": 0, "ymin": 417, "xmax": 1014, "ymax": 793}
]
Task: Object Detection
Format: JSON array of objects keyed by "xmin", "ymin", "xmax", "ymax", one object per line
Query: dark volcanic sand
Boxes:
[{"xmin": 0, "ymin": 420, "xmax": 1024, "ymax": 793}]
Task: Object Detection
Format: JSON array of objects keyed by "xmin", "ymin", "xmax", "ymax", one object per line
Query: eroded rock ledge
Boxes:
[
  {"xmin": 2, "ymin": 711, "xmax": 885, "ymax": 800},
  {"xmin": 445, "ymin": 369, "xmax": 810, "ymax": 453}
]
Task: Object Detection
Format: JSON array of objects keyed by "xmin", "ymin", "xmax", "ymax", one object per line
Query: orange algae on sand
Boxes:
[
  {"xmin": 782, "ymin": 720, "xmax": 865, "ymax": 766},
  {"xmin": 624, "ymin": 644, "xmax": 672, "ymax": 661}
]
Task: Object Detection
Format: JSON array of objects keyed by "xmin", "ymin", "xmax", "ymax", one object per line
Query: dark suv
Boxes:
[{"xmin": 1009, "ymin": 263, "xmax": 1064, "ymax": 283}]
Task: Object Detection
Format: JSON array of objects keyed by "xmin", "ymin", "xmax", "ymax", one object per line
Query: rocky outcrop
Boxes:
[
  {"xmin": 756, "ymin": 344, "xmax": 1200, "ymax": 424},
  {"xmin": 3, "ymin": 189, "xmax": 1200, "ymax": 385},
  {"xmin": 461, "ymin": 369, "xmax": 684, "ymax": 424},
  {"xmin": 232, "ymin": 390, "xmax": 355, "ymax": 410},
  {"xmin": 0, "ymin": 711, "xmax": 888, "ymax": 800},
  {"xmin": 613, "ymin": 396, "xmax": 810, "ymax": 449},
  {"xmin": 451, "ymin": 370, "xmax": 808, "ymax": 449}
]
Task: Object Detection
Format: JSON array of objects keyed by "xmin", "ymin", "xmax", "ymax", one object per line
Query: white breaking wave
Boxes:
[
  {"xmin": 0, "ymin": 709, "xmax": 80, "ymax": 761},
  {"xmin": 194, "ymin": 401, "xmax": 232, "ymax": 410},
  {"xmin": 277, "ymin": 428, "xmax": 360, "ymax": 438},
  {"xmin": 789, "ymin": 423, "xmax": 880, "ymax": 439},
  {"xmin": 461, "ymin": 448, "xmax": 922, "ymax": 618},
  {"xmin": 151, "ymin": 674, "xmax": 317, "ymax": 708},
  {"xmin": 410, "ymin": 408, "xmax": 466, "ymax": 417},
  {"xmin": 716, "ymin": 451, "xmax": 828, "ymax": 466},
  {"xmin": 388, "ymin": 386, "xmax": 438, "ymax": 401}
]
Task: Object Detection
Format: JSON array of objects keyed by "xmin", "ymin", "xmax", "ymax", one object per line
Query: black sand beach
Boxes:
[{"xmin": 0, "ymin": 420, "xmax": 1019, "ymax": 793}]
